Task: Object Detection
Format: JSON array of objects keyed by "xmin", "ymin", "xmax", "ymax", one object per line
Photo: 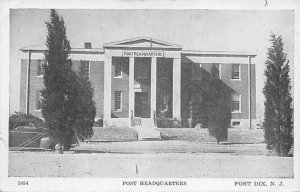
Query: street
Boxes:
[{"xmin": 9, "ymin": 141, "xmax": 293, "ymax": 178}]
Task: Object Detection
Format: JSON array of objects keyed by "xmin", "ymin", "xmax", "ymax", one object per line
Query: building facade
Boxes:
[{"xmin": 20, "ymin": 37, "xmax": 256, "ymax": 128}]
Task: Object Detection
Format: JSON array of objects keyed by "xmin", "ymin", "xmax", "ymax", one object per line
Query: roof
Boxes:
[
  {"xmin": 182, "ymin": 50, "xmax": 257, "ymax": 57},
  {"xmin": 104, "ymin": 36, "xmax": 183, "ymax": 50},
  {"xmin": 20, "ymin": 41, "xmax": 256, "ymax": 57},
  {"xmin": 20, "ymin": 45, "xmax": 104, "ymax": 54}
]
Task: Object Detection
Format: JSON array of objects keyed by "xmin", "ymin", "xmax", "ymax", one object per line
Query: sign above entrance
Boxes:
[{"xmin": 122, "ymin": 50, "xmax": 164, "ymax": 57}]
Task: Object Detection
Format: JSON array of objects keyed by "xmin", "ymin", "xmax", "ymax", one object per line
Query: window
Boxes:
[
  {"xmin": 36, "ymin": 90, "xmax": 42, "ymax": 110},
  {"xmin": 114, "ymin": 62, "xmax": 122, "ymax": 78},
  {"xmin": 115, "ymin": 91, "xmax": 122, "ymax": 111},
  {"xmin": 232, "ymin": 94, "xmax": 241, "ymax": 112},
  {"xmin": 211, "ymin": 64, "xmax": 221, "ymax": 79},
  {"xmin": 161, "ymin": 93, "xmax": 168, "ymax": 111},
  {"xmin": 37, "ymin": 60, "xmax": 46, "ymax": 76},
  {"xmin": 231, "ymin": 64, "xmax": 240, "ymax": 80},
  {"xmin": 80, "ymin": 61, "xmax": 90, "ymax": 78},
  {"xmin": 192, "ymin": 63, "xmax": 201, "ymax": 80},
  {"xmin": 232, "ymin": 121, "xmax": 241, "ymax": 127}
]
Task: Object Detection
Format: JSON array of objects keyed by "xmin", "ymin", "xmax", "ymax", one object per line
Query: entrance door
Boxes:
[{"xmin": 134, "ymin": 92, "xmax": 149, "ymax": 118}]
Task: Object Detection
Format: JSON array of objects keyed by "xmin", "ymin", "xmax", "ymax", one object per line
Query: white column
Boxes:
[
  {"xmin": 26, "ymin": 50, "xmax": 31, "ymax": 115},
  {"xmin": 248, "ymin": 56, "xmax": 252, "ymax": 129},
  {"xmin": 103, "ymin": 56, "xmax": 112, "ymax": 127},
  {"xmin": 128, "ymin": 57, "xmax": 135, "ymax": 125},
  {"xmin": 151, "ymin": 57, "xmax": 157, "ymax": 119},
  {"xmin": 173, "ymin": 58, "xmax": 181, "ymax": 119}
]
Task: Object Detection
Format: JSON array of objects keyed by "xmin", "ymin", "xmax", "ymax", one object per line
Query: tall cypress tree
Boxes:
[
  {"xmin": 72, "ymin": 63, "xmax": 96, "ymax": 141},
  {"xmin": 41, "ymin": 9, "xmax": 76, "ymax": 151},
  {"xmin": 263, "ymin": 34, "xmax": 293, "ymax": 156}
]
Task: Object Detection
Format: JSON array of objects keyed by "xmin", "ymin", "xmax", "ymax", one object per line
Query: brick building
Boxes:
[{"xmin": 20, "ymin": 37, "xmax": 256, "ymax": 128}]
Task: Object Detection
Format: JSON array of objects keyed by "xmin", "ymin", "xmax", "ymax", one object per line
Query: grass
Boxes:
[
  {"xmin": 158, "ymin": 128, "xmax": 265, "ymax": 144},
  {"xmin": 89, "ymin": 126, "xmax": 265, "ymax": 144},
  {"xmin": 90, "ymin": 127, "xmax": 138, "ymax": 142}
]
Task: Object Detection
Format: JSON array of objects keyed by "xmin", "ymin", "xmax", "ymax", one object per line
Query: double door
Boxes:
[{"xmin": 134, "ymin": 92, "xmax": 150, "ymax": 118}]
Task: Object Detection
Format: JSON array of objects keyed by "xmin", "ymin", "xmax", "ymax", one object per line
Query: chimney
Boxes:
[{"xmin": 84, "ymin": 42, "xmax": 92, "ymax": 49}]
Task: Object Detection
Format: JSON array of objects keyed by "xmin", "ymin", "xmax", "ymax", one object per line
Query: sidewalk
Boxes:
[{"xmin": 72, "ymin": 140, "xmax": 275, "ymax": 156}]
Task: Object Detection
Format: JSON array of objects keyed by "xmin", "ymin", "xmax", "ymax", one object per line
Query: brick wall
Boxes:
[
  {"xmin": 111, "ymin": 57, "xmax": 129, "ymax": 118},
  {"xmin": 181, "ymin": 61, "xmax": 256, "ymax": 127},
  {"xmin": 20, "ymin": 54, "xmax": 256, "ymax": 126},
  {"xmin": 72, "ymin": 60, "xmax": 104, "ymax": 119},
  {"xmin": 20, "ymin": 59, "xmax": 28, "ymax": 114},
  {"xmin": 156, "ymin": 58, "xmax": 173, "ymax": 118},
  {"xmin": 20, "ymin": 58, "xmax": 105, "ymax": 119},
  {"xmin": 221, "ymin": 64, "xmax": 256, "ymax": 119}
]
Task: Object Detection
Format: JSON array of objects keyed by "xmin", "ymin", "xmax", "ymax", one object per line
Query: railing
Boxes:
[
  {"xmin": 131, "ymin": 110, "xmax": 133, "ymax": 127},
  {"xmin": 153, "ymin": 110, "xmax": 157, "ymax": 127},
  {"xmin": 131, "ymin": 110, "xmax": 142, "ymax": 127}
]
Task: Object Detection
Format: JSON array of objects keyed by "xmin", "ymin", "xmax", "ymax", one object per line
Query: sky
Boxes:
[{"xmin": 10, "ymin": 9, "xmax": 294, "ymax": 119}]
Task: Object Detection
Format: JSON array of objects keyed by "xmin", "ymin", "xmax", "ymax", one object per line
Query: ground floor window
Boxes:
[
  {"xmin": 37, "ymin": 60, "xmax": 46, "ymax": 76},
  {"xmin": 232, "ymin": 121, "xmax": 241, "ymax": 127},
  {"xmin": 192, "ymin": 63, "xmax": 201, "ymax": 80},
  {"xmin": 36, "ymin": 90, "xmax": 42, "ymax": 110},
  {"xmin": 114, "ymin": 91, "xmax": 122, "ymax": 111},
  {"xmin": 231, "ymin": 94, "xmax": 241, "ymax": 112},
  {"xmin": 80, "ymin": 60, "xmax": 90, "ymax": 78}
]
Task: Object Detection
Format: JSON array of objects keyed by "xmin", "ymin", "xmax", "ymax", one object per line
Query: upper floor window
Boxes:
[
  {"xmin": 231, "ymin": 64, "xmax": 240, "ymax": 80},
  {"xmin": 231, "ymin": 94, "xmax": 241, "ymax": 113},
  {"xmin": 36, "ymin": 90, "xmax": 42, "ymax": 110},
  {"xmin": 37, "ymin": 60, "xmax": 46, "ymax": 76},
  {"xmin": 192, "ymin": 63, "xmax": 201, "ymax": 80},
  {"xmin": 115, "ymin": 91, "xmax": 122, "ymax": 111},
  {"xmin": 211, "ymin": 64, "xmax": 221, "ymax": 79},
  {"xmin": 114, "ymin": 62, "xmax": 122, "ymax": 78},
  {"xmin": 80, "ymin": 61, "xmax": 90, "ymax": 78}
]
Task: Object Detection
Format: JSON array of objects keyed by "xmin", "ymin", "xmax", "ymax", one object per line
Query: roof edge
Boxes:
[
  {"xmin": 103, "ymin": 36, "xmax": 183, "ymax": 49},
  {"xmin": 20, "ymin": 47, "xmax": 105, "ymax": 54},
  {"xmin": 182, "ymin": 50, "xmax": 257, "ymax": 57}
]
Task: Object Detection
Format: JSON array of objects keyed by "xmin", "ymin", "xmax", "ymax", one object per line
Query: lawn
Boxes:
[
  {"xmin": 158, "ymin": 128, "xmax": 265, "ymax": 144},
  {"xmin": 90, "ymin": 127, "xmax": 265, "ymax": 144},
  {"xmin": 90, "ymin": 127, "xmax": 138, "ymax": 142}
]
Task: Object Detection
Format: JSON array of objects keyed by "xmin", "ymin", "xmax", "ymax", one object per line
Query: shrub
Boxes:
[
  {"xmin": 94, "ymin": 118, "xmax": 103, "ymax": 127},
  {"xmin": 156, "ymin": 117, "xmax": 181, "ymax": 128}
]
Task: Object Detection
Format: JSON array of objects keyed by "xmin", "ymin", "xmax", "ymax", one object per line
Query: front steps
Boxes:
[
  {"xmin": 135, "ymin": 128, "xmax": 161, "ymax": 140},
  {"xmin": 132, "ymin": 118, "xmax": 161, "ymax": 140}
]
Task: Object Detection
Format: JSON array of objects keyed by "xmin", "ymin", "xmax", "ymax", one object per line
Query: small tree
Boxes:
[
  {"xmin": 207, "ymin": 64, "xmax": 231, "ymax": 144},
  {"xmin": 263, "ymin": 34, "xmax": 293, "ymax": 156},
  {"xmin": 41, "ymin": 9, "xmax": 76, "ymax": 151}
]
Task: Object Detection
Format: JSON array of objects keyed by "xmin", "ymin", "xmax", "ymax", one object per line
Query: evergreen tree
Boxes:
[
  {"xmin": 263, "ymin": 34, "xmax": 293, "ymax": 156},
  {"xmin": 41, "ymin": 9, "xmax": 76, "ymax": 151},
  {"xmin": 72, "ymin": 63, "xmax": 96, "ymax": 142},
  {"xmin": 207, "ymin": 64, "xmax": 231, "ymax": 144}
]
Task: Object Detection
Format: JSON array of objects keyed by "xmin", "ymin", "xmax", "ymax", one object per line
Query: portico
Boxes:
[{"xmin": 103, "ymin": 37, "xmax": 182, "ymax": 128}]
